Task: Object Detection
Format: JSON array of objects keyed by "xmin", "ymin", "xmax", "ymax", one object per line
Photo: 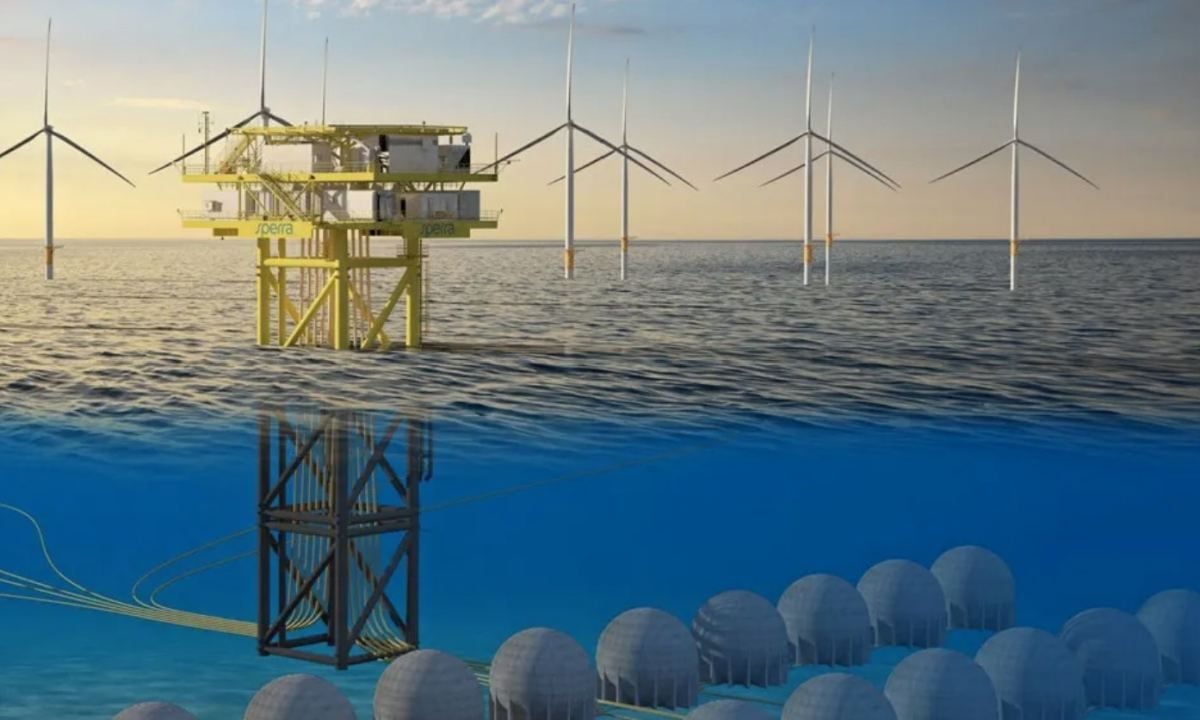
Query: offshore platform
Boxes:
[
  {"xmin": 178, "ymin": 124, "xmax": 497, "ymax": 351},
  {"xmin": 151, "ymin": 0, "xmax": 499, "ymax": 352}
]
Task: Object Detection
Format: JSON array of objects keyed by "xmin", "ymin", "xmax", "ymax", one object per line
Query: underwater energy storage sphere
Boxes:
[
  {"xmin": 243, "ymin": 674, "xmax": 356, "ymax": 720},
  {"xmin": 489, "ymin": 627, "xmax": 596, "ymax": 720},
  {"xmin": 783, "ymin": 673, "xmax": 897, "ymax": 720},
  {"xmin": 777, "ymin": 574, "xmax": 873, "ymax": 667},
  {"xmin": 374, "ymin": 649, "xmax": 482, "ymax": 720},
  {"xmin": 686, "ymin": 699, "xmax": 775, "ymax": 720},
  {"xmin": 930, "ymin": 545, "xmax": 1016, "ymax": 631},
  {"xmin": 975, "ymin": 627, "xmax": 1087, "ymax": 720},
  {"xmin": 1138, "ymin": 588, "xmax": 1200, "ymax": 685},
  {"xmin": 113, "ymin": 703, "xmax": 197, "ymax": 720},
  {"xmin": 884, "ymin": 648, "xmax": 999, "ymax": 720},
  {"xmin": 692, "ymin": 590, "xmax": 790, "ymax": 687},
  {"xmin": 596, "ymin": 607, "xmax": 700, "ymax": 709},
  {"xmin": 857, "ymin": 560, "xmax": 947, "ymax": 648},
  {"xmin": 1060, "ymin": 607, "xmax": 1162, "ymax": 710}
]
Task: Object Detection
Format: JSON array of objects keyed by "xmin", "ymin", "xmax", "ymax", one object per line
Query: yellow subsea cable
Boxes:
[{"xmin": 4, "ymin": 434, "xmax": 724, "ymax": 666}]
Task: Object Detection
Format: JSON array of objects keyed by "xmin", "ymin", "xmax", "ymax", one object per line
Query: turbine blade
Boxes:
[
  {"xmin": 259, "ymin": 0, "xmax": 269, "ymax": 113},
  {"xmin": 0, "ymin": 129, "xmax": 44, "ymax": 162},
  {"xmin": 1019, "ymin": 139, "xmax": 1099, "ymax": 189},
  {"xmin": 321, "ymin": 36, "xmax": 329, "ymax": 125},
  {"xmin": 832, "ymin": 150, "xmax": 898, "ymax": 191},
  {"xmin": 149, "ymin": 127, "xmax": 234, "ymax": 175},
  {"xmin": 565, "ymin": 3, "xmax": 575, "ymax": 122},
  {"xmin": 266, "ymin": 111, "xmax": 292, "ymax": 127},
  {"xmin": 148, "ymin": 110, "xmax": 260, "ymax": 175},
  {"xmin": 573, "ymin": 123, "xmax": 670, "ymax": 186},
  {"xmin": 929, "ymin": 140, "xmax": 1014, "ymax": 184},
  {"xmin": 759, "ymin": 150, "xmax": 829, "ymax": 188},
  {"xmin": 811, "ymin": 131, "xmax": 902, "ymax": 188},
  {"xmin": 475, "ymin": 123, "xmax": 567, "ymax": 174},
  {"xmin": 713, "ymin": 133, "xmax": 807, "ymax": 182},
  {"xmin": 43, "ymin": 18, "xmax": 52, "ymax": 126},
  {"xmin": 1013, "ymin": 51, "xmax": 1022, "ymax": 138},
  {"xmin": 626, "ymin": 145, "xmax": 698, "ymax": 190},
  {"xmin": 51, "ymin": 130, "xmax": 135, "ymax": 187},
  {"xmin": 547, "ymin": 148, "xmax": 618, "ymax": 186}
]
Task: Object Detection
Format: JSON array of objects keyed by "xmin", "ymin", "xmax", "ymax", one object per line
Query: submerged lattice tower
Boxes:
[
  {"xmin": 975, "ymin": 627, "xmax": 1086, "ymax": 720},
  {"xmin": 489, "ymin": 628, "xmax": 596, "ymax": 720},
  {"xmin": 692, "ymin": 590, "xmax": 790, "ymax": 687},
  {"xmin": 884, "ymin": 648, "xmax": 999, "ymax": 720},
  {"xmin": 374, "ymin": 649, "xmax": 482, "ymax": 720},
  {"xmin": 777, "ymin": 574, "xmax": 873, "ymax": 666},
  {"xmin": 782, "ymin": 673, "xmax": 897, "ymax": 720},
  {"xmin": 112, "ymin": 703, "xmax": 197, "ymax": 720},
  {"xmin": 178, "ymin": 125, "xmax": 499, "ymax": 350},
  {"xmin": 244, "ymin": 674, "xmax": 356, "ymax": 720},
  {"xmin": 1138, "ymin": 588, "xmax": 1200, "ymax": 685},
  {"xmin": 256, "ymin": 407, "xmax": 432, "ymax": 669},
  {"xmin": 1059, "ymin": 607, "xmax": 1162, "ymax": 710},
  {"xmin": 686, "ymin": 699, "xmax": 774, "ymax": 720},
  {"xmin": 596, "ymin": 607, "xmax": 700, "ymax": 709},
  {"xmin": 857, "ymin": 559, "xmax": 947, "ymax": 648},
  {"xmin": 931, "ymin": 545, "xmax": 1015, "ymax": 631}
]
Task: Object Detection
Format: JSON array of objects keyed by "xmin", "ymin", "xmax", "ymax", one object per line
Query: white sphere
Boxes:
[
  {"xmin": 1138, "ymin": 589, "xmax": 1200, "ymax": 685},
  {"xmin": 783, "ymin": 673, "xmax": 896, "ymax": 720},
  {"xmin": 884, "ymin": 648, "xmax": 999, "ymax": 720},
  {"xmin": 777, "ymin": 574, "xmax": 873, "ymax": 666},
  {"xmin": 244, "ymin": 674, "xmax": 356, "ymax": 720},
  {"xmin": 975, "ymin": 627, "xmax": 1086, "ymax": 720},
  {"xmin": 374, "ymin": 649, "xmax": 482, "ymax": 720},
  {"xmin": 489, "ymin": 627, "xmax": 595, "ymax": 720},
  {"xmin": 693, "ymin": 590, "xmax": 790, "ymax": 687},
  {"xmin": 1059, "ymin": 607, "xmax": 1162, "ymax": 710},
  {"xmin": 858, "ymin": 560, "xmax": 947, "ymax": 648},
  {"xmin": 113, "ymin": 702, "xmax": 197, "ymax": 720},
  {"xmin": 931, "ymin": 546, "xmax": 1015, "ymax": 631},
  {"xmin": 597, "ymin": 607, "xmax": 699, "ymax": 709}
]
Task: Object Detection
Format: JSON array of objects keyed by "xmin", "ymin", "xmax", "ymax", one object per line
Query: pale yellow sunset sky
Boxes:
[{"xmin": 0, "ymin": 0, "xmax": 1197, "ymax": 241}]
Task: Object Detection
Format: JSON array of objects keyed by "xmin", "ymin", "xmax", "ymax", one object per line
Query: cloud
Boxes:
[
  {"xmin": 112, "ymin": 97, "xmax": 210, "ymax": 111},
  {"xmin": 301, "ymin": 0, "xmax": 598, "ymax": 25}
]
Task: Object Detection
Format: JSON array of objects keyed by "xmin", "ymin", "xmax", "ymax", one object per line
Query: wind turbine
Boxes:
[
  {"xmin": 548, "ymin": 59, "xmax": 697, "ymax": 280},
  {"xmin": 0, "ymin": 19, "xmax": 135, "ymax": 281},
  {"xmin": 149, "ymin": 0, "xmax": 291, "ymax": 175},
  {"xmin": 714, "ymin": 32, "xmax": 899, "ymax": 286},
  {"xmin": 759, "ymin": 76, "xmax": 897, "ymax": 286},
  {"xmin": 930, "ymin": 53, "xmax": 1098, "ymax": 291},
  {"xmin": 477, "ymin": 4, "xmax": 676, "ymax": 280}
]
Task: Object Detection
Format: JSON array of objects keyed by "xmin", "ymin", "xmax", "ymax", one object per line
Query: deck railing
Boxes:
[{"xmin": 181, "ymin": 161, "xmax": 498, "ymax": 176}]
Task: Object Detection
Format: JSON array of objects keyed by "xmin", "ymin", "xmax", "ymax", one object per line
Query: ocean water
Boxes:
[{"xmin": 0, "ymin": 238, "xmax": 1198, "ymax": 719}]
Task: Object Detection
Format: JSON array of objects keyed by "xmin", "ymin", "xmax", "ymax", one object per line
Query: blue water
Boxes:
[{"xmin": 1, "ymin": 239, "xmax": 1198, "ymax": 718}]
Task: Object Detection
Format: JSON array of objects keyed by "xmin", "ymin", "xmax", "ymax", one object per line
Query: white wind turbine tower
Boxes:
[
  {"xmin": 759, "ymin": 75, "xmax": 897, "ymax": 286},
  {"xmin": 931, "ymin": 53, "xmax": 1098, "ymax": 291},
  {"xmin": 149, "ymin": 0, "xmax": 291, "ymax": 175},
  {"xmin": 715, "ymin": 32, "xmax": 899, "ymax": 286},
  {"xmin": 548, "ymin": 59, "xmax": 697, "ymax": 280},
  {"xmin": 478, "ymin": 4, "xmax": 678, "ymax": 280},
  {"xmin": 0, "ymin": 19, "xmax": 135, "ymax": 281}
]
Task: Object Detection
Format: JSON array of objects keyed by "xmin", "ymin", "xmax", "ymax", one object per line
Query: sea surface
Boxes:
[{"xmin": 0, "ymin": 238, "xmax": 1198, "ymax": 718}]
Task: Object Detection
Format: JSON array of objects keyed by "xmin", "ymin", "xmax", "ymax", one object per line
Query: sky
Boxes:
[{"xmin": 0, "ymin": 0, "xmax": 1197, "ymax": 241}]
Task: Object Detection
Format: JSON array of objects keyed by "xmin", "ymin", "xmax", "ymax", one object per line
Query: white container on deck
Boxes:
[{"xmin": 388, "ymin": 136, "xmax": 439, "ymax": 173}]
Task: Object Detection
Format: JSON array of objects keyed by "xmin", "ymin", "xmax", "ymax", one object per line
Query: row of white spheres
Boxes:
[
  {"xmin": 112, "ymin": 674, "xmax": 357, "ymax": 720},
  {"xmin": 111, "ymin": 545, "xmax": 1200, "ymax": 720}
]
